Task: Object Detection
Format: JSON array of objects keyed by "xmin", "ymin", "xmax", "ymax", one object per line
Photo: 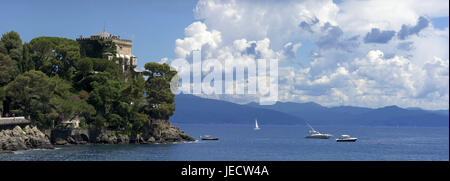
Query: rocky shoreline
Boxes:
[
  {"xmin": 51, "ymin": 119, "xmax": 195, "ymax": 145},
  {"xmin": 0, "ymin": 119, "xmax": 195, "ymax": 153},
  {"xmin": 0, "ymin": 125, "xmax": 54, "ymax": 153}
]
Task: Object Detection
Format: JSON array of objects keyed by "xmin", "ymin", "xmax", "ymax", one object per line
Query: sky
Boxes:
[
  {"xmin": 1, "ymin": 0, "xmax": 449, "ymax": 110},
  {"xmin": 0, "ymin": 0, "xmax": 198, "ymax": 67}
]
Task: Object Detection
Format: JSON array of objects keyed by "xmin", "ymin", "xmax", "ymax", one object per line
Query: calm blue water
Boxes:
[{"xmin": 0, "ymin": 124, "xmax": 448, "ymax": 161}]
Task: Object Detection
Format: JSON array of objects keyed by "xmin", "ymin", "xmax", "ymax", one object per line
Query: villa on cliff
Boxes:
[
  {"xmin": 1, "ymin": 31, "xmax": 141, "ymax": 129},
  {"xmin": 76, "ymin": 30, "xmax": 138, "ymax": 72}
]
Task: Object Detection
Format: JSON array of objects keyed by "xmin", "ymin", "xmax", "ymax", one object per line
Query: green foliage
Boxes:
[
  {"xmin": 29, "ymin": 36, "xmax": 80, "ymax": 80},
  {"xmin": 92, "ymin": 57, "xmax": 122, "ymax": 75},
  {"xmin": 87, "ymin": 74, "xmax": 122, "ymax": 116},
  {"xmin": 85, "ymin": 71, "xmax": 147, "ymax": 131},
  {"xmin": 76, "ymin": 58, "xmax": 94, "ymax": 77},
  {"xmin": 143, "ymin": 63, "xmax": 177, "ymax": 120},
  {"xmin": 0, "ymin": 86, "xmax": 4, "ymax": 114},
  {"xmin": 4, "ymin": 70, "xmax": 94, "ymax": 128},
  {"xmin": 0, "ymin": 31, "xmax": 179, "ymax": 135},
  {"xmin": 1, "ymin": 31, "xmax": 22, "ymax": 53},
  {"xmin": 5, "ymin": 70, "xmax": 58, "ymax": 128},
  {"xmin": 0, "ymin": 53, "xmax": 17, "ymax": 86},
  {"xmin": 20, "ymin": 43, "xmax": 35, "ymax": 73},
  {"xmin": 119, "ymin": 75, "xmax": 148, "ymax": 133},
  {"xmin": 0, "ymin": 42, "xmax": 6, "ymax": 54},
  {"xmin": 78, "ymin": 39, "xmax": 116, "ymax": 58},
  {"xmin": 0, "ymin": 31, "xmax": 34, "ymax": 76},
  {"xmin": 0, "ymin": 31, "xmax": 22, "ymax": 81},
  {"xmin": 50, "ymin": 95, "xmax": 95, "ymax": 126},
  {"xmin": 73, "ymin": 57, "xmax": 122, "ymax": 92}
]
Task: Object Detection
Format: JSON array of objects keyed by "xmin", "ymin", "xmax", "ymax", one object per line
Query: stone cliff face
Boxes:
[
  {"xmin": 0, "ymin": 126, "xmax": 54, "ymax": 153},
  {"xmin": 50, "ymin": 119, "xmax": 195, "ymax": 145},
  {"xmin": 143, "ymin": 119, "xmax": 195, "ymax": 143}
]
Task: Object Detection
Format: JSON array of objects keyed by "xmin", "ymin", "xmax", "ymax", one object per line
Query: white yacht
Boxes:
[
  {"xmin": 336, "ymin": 135, "xmax": 358, "ymax": 142},
  {"xmin": 304, "ymin": 123, "xmax": 332, "ymax": 139},
  {"xmin": 254, "ymin": 118, "xmax": 260, "ymax": 130}
]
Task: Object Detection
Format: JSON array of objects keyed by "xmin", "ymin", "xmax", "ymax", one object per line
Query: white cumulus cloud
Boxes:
[{"xmin": 167, "ymin": 0, "xmax": 449, "ymax": 110}]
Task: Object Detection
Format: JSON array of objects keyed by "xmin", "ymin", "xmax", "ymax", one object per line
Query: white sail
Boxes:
[{"xmin": 254, "ymin": 119, "xmax": 260, "ymax": 130}]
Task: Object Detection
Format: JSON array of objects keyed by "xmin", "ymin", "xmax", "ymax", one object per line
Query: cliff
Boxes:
[{"xmin": 143, "ymin": 119, "xmax": 195, "ymax": 143}]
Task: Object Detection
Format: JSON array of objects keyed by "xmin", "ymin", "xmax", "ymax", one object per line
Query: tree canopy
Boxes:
[
  {"xmin": 29, "ymin": 36, "xmax": 80, "ymax": 80},
  {"xmin": 0, "ymin": 53, "xmax": 16, "ymax": 86},
  {"xmin": 4, "ymin": 70, "xmax": 94, "ymax": 128},
  {"xmin": 143, "ymin": 62, "xmax": 177, "ymax": 120}
]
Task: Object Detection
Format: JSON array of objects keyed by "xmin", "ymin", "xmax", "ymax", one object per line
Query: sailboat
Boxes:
[
  {"xmin": 304, "ymin": 122, "xmax": 332, "ymax": 139},
  {"xmin": 254, "ymin": 118, "xmax": 260, "ymax": 130}
]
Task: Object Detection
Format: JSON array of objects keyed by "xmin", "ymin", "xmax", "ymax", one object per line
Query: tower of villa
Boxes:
[{"xmin": 77, "ymin": 31, "xmax": 137, "ymax": 71}]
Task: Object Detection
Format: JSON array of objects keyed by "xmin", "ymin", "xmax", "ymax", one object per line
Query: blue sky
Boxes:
[
  {"xmin": 432, "ymin": 17, "xmax": 450, "ymax": 30},
  {"xmin": 1, "ymin": 0, "xmax": 449, "ymax": 109}
]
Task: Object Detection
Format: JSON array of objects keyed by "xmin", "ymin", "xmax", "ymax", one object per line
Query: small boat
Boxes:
[
  {"xmin": 336, "ymin": 135, "xmax": 358, "ymax": 142},
  {"xmin": 200, "ymin": 135, "xmax": 219, "ymax": 141},
  {"xmin": 304, "ymin": 123, "xmax": 332, "ymax": 139},
  {"xmin": 254, "ymin": 118, "xmax": 260, "ymax": 131}
]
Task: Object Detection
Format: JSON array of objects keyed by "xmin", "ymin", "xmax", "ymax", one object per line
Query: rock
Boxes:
[
  {"xmin": 131, "ymin": 134, "xmax": 143, "ymax": 144},
  {"xmin": 3, "ymin": 130, "xmax": 12, "ymax": 137},
  {"xmin": 54, "ymin": 138, "xmax": 68, "ymax": 145},
  {"xmin": 32, "ymin": 126, "xmax": 46, "ymax": 138},
  {"xmin": 109, "ymin": 135, "xmax": 117, "ymax": 144},
  {"xmin": 24, "ymin": 126, "xmax": 33, "ymax": 135},
  {"xmin": 94, "ymin": 131, "xmax": 127, "ymax": 144},
  {"xmin": 98, "ymin": 134, "xmax": 110, "ymax": 144},
  {"xmin": 2, "ymin": 137, "xmax": 27, "ymax": 151},
  {"xmin": 139, "ymin": 135, "xmax": 145, "ymax": 143},
  {"xmin": 50, "ymin": 128, "xmax": 92, "ymax": 145},
  {"xmin": 67, "ymin": 136, "xmax": 76, "ymax": 144},
  {"xmin": 147, "ymin": 137, "xmax": 156, "ymax": 143},
  {"xmin": 117, "ymin": 135, "xmax": 129, "ymax": 144},
  {"xmin": 12, "ymin": 126, "xmax": 24, "ymax": 137},
  {"xmin": 1, "ymin": 125, "xmax": 54, "ymax": 153},
  {"xmin": 143, "ymin": 119, "xmax": 195, "ymax": 143}
]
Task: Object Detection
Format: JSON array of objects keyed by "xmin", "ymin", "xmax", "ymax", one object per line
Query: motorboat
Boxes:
[
  {"xmin": 304, "ymin": 123, "xmax": 332, "ymax": 139},
  {"xmin": 305, "ymin": 129, "xmax": 333, "ymax": 139},
  {"xmin": 200, "ymin": 135, "xmax": 219, "ymax": 141},
  {"xmin": 336, "ymin": 134, "xmax": 358, "ymax": 142}
]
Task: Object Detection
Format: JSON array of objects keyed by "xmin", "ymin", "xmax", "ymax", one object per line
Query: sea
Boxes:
[{"xmin": 0, "ymin": 124, "xmax": 448, "ymax": 161}]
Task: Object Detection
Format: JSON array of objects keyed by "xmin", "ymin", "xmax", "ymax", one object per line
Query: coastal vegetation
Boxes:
[{"xmin": 0, "ymin": 30, "xmax": 177, "ymax": 136}]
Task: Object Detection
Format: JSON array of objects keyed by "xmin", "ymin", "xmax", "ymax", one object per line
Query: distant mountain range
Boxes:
[
  {"xmin": 171, "ymin": 94, "xmax": 303, "ymax": 125},
  {"xmin": 171, "ymin": 94, "xmax": 449, "ymax": 127}
]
